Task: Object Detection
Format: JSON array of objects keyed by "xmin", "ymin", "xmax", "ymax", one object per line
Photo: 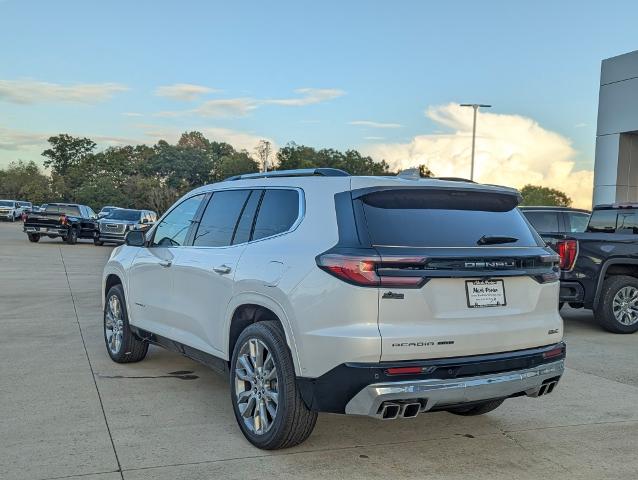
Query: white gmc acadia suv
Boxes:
[{"xmin": 102, "ymin": 168, "xmax": 565, "ymax": 449}]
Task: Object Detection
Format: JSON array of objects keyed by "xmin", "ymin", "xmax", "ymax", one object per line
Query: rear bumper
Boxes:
[
  {"xmin": 24, "ymin": 226, "xmax": 67, "ymax": 236},
  {"xmin": 346, "ymin": 359, "xmax": 563, "ymax": 417},
  {"xmin": 296, "ymin": 342, "xmax": 565, "ymax": 416},
  {"xmin": 559, "ymin": 281, "xmax": 584, "ymax": 304}
]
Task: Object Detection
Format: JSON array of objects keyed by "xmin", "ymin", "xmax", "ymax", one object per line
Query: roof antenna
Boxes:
[{"xmin": 397, "ymin": 168, "xmax": 421, "ymax": 180}]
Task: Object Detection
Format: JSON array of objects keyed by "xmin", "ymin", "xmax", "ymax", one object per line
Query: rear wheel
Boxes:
[
  {"xmin": 94, "ymin": 239, "xmax": 104, "ymax": 246},
  {"xmin": 66, "ymin": 228, "xmax": 78, "ymax": 245},
  {"xmin": 230, "ymin": 321, "xmax": 317, "ymax": 449},
  {"xmin": 27, "ymin": 233, "xmax": 40, "ymax": 243},
  {"xmin": 595, "ymin": 275, "xmax": 638, "ymax": 333},
  {"xmin": 104, "ymin": 284, "xmax": 148, "ymax": 363},
  {"xmin": 447, "ymin": 399, "xmax": 505, "ymax": 416}
]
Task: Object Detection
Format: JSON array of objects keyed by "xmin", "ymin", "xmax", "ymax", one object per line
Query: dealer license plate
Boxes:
[{"xmin": 465, "ymin": 279, "xmax": 506, "ymax": 308}]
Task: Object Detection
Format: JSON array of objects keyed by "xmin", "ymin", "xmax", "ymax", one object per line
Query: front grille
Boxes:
[{"xmin": 102, "ymin": 223, "xmax": 126, "ymax": 233}]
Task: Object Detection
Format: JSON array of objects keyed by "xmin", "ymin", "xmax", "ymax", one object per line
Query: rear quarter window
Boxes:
[
  {"xmin": 252, "ymin": 189, "xmax": 300, "ymax": 241},
  {"xmin": 587, "ymin": 210, "xmax": 617, "ymax": 233},
  {"xmin": 360, "ymin": 188, "xmax": 540, "ymax": 247}
]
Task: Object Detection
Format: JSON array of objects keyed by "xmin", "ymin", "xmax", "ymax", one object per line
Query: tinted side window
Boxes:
[
  {"xmin": 587, "ymin": 210, "xmax": 617, "ymax": 233},
  {"xmin": 193, "ymin": 190, "xmax": 251, "ymax": 247},
  {"xmin": 523, "ymin": 211, "xmax": 560, "ymax": 233},
  {"xmin": 616, "ymin": 212, "xmax": 638, "ymax": 233},
  {"xmin": 252, "ymin": 190, "xmax": 300, "ymax": 241},
  {"xmin": 152, "ymin": 194, "xmax": 205, "ymax": 247},
  {"xmin": 567, "ymin": 212, "xmax": 589, "ymax": 233},
  {"xmin": 233, "ymin": 190, "xmax": 262, "ymax": 245}
]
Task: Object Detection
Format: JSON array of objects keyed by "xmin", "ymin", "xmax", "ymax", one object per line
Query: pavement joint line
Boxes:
[
  {"xmin": 502, "ymin": 417, "xmax": 638, "ymax": 434},
  {"xmin": 37, "ymin": 469, "xmax": 121, "ymax": 480},
  {"xmin": 566, "ymin": 366, "xmax": 638, "ymax": 390},
  {"xmin": 59, "ymin": 247, "xmax": 124, "ymax": 480},
  {"xmin": 497, "ymin": 426, "xmax": 573, "ymax": 474}
]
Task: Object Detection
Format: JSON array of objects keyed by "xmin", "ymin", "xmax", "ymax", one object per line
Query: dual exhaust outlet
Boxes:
[{"xmin": 378, "ymin": 400, "xmax": 423, "ymax": 420}]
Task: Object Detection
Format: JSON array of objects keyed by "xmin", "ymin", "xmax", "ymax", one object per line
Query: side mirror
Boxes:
[
  {"xmin": 125, "ymin": 230, "xmax": 146, "ymax": 247},
  {"xmin": 141, "ymin": 218, "xmax": 149, "ymax": 224}
]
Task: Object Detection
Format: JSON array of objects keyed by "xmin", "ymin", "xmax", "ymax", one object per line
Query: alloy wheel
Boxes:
[
  {"xmin": 234, "ymin": 338, "xmax": 279, "ymax": 435},
  {"xmin": 612, "ymin": 286, "xmax": 638, "ymax": 326},
  {"xmin": 105, "ymin": 294, "xmax": 124, "ymax": 354}
]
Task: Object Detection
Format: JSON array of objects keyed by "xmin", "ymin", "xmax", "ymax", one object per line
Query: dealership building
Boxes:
[{"xmin": 595, "ymin": 49, "xmax": 638, "ymax": 205}]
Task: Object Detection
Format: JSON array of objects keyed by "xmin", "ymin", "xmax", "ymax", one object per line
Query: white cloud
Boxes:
[
  {"xmin": 154, "ymin": 83, "xmax": 219, "ymax": 101},
  {"xmin": 265, "ymin": 88, "xmax": 345, "ymax": 106},
  {"xmin": 364, "ymin": 136, "xmax": 385, "ymax": 140},
  {"xmin": 349, "ymin": 120, "xmax": 402, "ymax": 129},
  {"xmin": 363, "ymin": 103, "xmax": 594, "ymax": 209},
  {"xmin": 0, "ymin": 127, "xmax": 47, "ymax": 151},
  {"xmin": 122, "ymin": 112, "xmax": 143, "ymax": 117},
  {"xmin": 0, "ymin": 79, "xmax": 128, "ymax": 104},
  {"xmin": 156, "ymin": 87, "xmax": 345, "ymax": 118}
]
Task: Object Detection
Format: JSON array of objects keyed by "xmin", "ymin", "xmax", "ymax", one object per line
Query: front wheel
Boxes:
[
  {"xmin": 66, "ymin": 228, "xmax": 78, "ymax": 245},
  {"xmin": 447, "ymin": 399, "xmax": 505, "ymax": 416},
  {"xmin": 230, "ymin": 321, "xmax": 317, "ymax": 449},
  {"xmin": 595, "ymin": 275, "xmax": 638, "ymax": 333},
  {"xmin": 94, "ymin": 239, "xmax": 104, "ymax": 246},
  {"xmin": 27, "ymin": 233, "xmax": 40, "ymax": 243},
  {"xmin": 104, "ymin": 285, "xmax": 148, "ymax": 363}
]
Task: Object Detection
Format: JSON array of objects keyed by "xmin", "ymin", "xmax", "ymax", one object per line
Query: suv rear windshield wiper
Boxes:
[{"xmin": 477, "ymin": 235, "xmax": 519, "ymax": 245}]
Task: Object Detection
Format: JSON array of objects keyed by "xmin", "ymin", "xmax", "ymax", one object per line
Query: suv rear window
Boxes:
[
  {"xmin": 587, "ymin": 210, "xmax": 618, "ymax": 233},
  {"xmin": 360, "ymin": 188, "xmax": 540, "ymax": 247}
]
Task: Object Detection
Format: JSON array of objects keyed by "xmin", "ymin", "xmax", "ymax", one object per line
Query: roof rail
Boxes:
[
  {"xmin": 224, "ymin": 168, "xmax": 350, "ymax": 181},
  {"xmin": 435, "ymin": 176, "xmax": 476, "ymax": 183}
]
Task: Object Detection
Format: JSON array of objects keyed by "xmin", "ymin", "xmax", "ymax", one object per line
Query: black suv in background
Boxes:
[{"xmin": 520, "ymin": 206, "xmax": 590, "ymax": 235}]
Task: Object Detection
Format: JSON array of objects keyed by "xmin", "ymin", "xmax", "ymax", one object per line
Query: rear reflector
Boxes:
[
  {"xmin": 543, "ymin": 345, "xmax": 565, "ymax": 360},
  {"xmin": 386, "ymin": 366, "xmax": 424, "ymax": 375}
]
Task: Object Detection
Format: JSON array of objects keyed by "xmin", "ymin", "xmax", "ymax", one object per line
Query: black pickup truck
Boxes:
[
  {"xmin": 23, "ymin": 203, "xmax": 99, "ymax": 244},
  {"xmin": 543, "ymin": 203, "xmax": 638, "ymax": 334}
]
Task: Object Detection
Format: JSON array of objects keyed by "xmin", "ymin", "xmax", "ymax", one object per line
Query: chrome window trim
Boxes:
[{"xmin": 147, "ymin": 186, "xmax": 305, "ymax": 250}]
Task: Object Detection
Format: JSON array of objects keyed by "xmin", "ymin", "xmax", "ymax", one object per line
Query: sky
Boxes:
[{"xmin": 2, "ymin": 0, "xmax": 638, "ymax": 208}]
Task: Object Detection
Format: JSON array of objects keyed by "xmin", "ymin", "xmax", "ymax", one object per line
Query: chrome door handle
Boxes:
[
  {"xmin": 159, "ymin": 260, "xmax": 172, "ymax": 268},
  {"xmin": 213, "ymin": 264, "xmax": 232, "ymax": 275}
]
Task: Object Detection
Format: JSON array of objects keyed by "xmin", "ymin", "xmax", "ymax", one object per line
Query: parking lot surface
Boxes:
[{"xmin": 1, "ymin": 221, "xmax": 637, "ymax": 480}]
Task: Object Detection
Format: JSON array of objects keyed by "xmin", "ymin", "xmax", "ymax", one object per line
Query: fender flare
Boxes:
[
  {"xmin": 592, "ymin": 258, "xmax": 638, "ymax": 309},
  {"xmin": 224, "ymin": 292, "xmax": 302, "ymax": 375}
]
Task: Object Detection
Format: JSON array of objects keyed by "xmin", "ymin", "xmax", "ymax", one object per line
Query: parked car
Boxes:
[
  {"xmin": 0, "ymin": 200, "xmax": 25, "ymax": 222},
  {"xmin": 98, "ymin": 205, "xmax": 118, "ymax": 218},
  {"xmin": 95, "ymin": 208, "xmax": 157, "ymax": 245},
  {"xmin": 541, "ymin": 203, "xmax": 638, "ymax": 333},
  {"xmin": 24, "ymin": 203, "xmax": 99, "ymax": 244},
  {"xmin": 520, "ymin": 206, "xmax": 590, "ymax": 234},
  {"xmin": 102, "ymin": 168, "xmax": 565, "ymax": 450}
]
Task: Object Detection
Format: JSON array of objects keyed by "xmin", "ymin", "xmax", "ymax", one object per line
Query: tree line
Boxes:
[{"xmin": 0, "ymin": 130, "xmax": 571, "ymax": 212}]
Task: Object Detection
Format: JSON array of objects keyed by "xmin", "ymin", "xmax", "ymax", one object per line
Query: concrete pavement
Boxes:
[{"xmin": 1, "ymin": 221, "xmax": 637, "ymax": 479}]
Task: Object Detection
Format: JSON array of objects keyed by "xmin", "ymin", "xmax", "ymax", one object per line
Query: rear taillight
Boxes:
[
  {"xmin": 556, "ymin": 239, "xmax": 578, "ymax": 271},
  {"xmin": 316, "ymin": 253, "xmax": 426, "ymax": 288},
  {"xmin": 59, "ymin": 215, "xmax": 68, "ymax": 226}
]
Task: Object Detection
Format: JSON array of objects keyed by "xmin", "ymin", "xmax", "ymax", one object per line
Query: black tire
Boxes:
[
  {"xmin": 230, "ymin": 321, "xmax": 317, "ymax": 449},
  {"xmin": 94, "ymin": 239, "xmax": 104, "ymax": 246},
  {"xmin": 594, "ymin": 275, "xmax": 638, "ymax": 334},
  {"xmin": 103, "ymin": 284, "xmax": 148, "ymax": 363},
  {"xmin": 447, "ymin": 399, "xmax": 505, "ymax": 416},
  {"xmin": 27, "ymin": 233, "xmax": 40, "ymax": 243},
  {"xmin": 66, "ymin": 227, "xmax": 78, "ymax": 245},
  {"xmin": 10, "ymin": 214, "xmax": 15, "ymax": 222}
]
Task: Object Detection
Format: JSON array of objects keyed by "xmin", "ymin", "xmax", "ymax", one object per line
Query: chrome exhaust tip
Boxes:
[
  {"xmin": 401, "ymin": 402, "xmax": 421, "ymax": 418},
  {"xmin": 379, "ymin": 402, "xmax": 401, "ymax": 420}
]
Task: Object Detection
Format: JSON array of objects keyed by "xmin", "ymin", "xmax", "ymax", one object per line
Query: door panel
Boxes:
[{"xmin": 170, "ymin": 245, "xmax": 248, "ymax": 354}]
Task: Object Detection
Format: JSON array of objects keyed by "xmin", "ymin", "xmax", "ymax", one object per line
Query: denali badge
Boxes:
[{"xmin": 464, "ymin": 260, "xmax": 516, "ymax": 269}]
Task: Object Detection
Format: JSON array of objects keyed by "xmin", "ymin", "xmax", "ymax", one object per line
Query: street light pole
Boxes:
[{"xmin": 460, "ymin": 103, "xmax": 491, "ymax": 181}]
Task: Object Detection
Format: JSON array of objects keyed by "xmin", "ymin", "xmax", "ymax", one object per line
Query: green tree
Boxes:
[
  {"xmin": 0, "ymin": 160, "xmax": 52, "ymax": 204},
  {"xmin": 42, "ymin": 134, "xmax": 96, "ymax": 176},
  {"xmin": 218, "ymin": 151, "xmax": 260, "ymax": 179},
  {"xmin": 520, "ymin": 185, "xmax": 572, "ymax": 207}
]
